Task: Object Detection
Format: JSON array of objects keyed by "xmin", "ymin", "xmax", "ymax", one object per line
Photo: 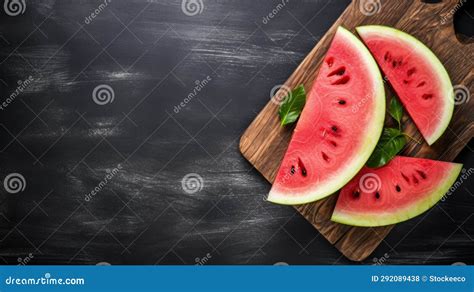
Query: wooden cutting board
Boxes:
[{"xmin": 240, "ymin": 0, "xmax": 474, "ymax": 261}]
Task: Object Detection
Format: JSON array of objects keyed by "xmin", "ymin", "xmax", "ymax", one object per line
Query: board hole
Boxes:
[
  {"xmin": 331, "ymin": 75, "xmax": 350, "ymax": 85},
  {"xmin": 453, "ymin": 0, "xmax": 474, "ymax": 45}
]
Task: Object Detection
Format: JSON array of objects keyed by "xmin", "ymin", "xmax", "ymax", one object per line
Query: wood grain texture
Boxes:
[{"xmin": 240, "ymin": 0, "xmax": 474, "ymax": 261}]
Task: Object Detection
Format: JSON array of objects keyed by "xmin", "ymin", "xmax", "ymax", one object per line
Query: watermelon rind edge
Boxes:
[
  {"xmin": 267, "ymin": 26, "xmax": 386, "ymax": 205},
  {"xmin": 330, "ymin": 163, "xmax": 463, "ymax": 227},
  {"xmin": 356, "ymin": 25, "xmax": 454, "ymax": 146}
]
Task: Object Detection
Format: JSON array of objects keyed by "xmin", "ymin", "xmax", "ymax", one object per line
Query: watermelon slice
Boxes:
[
  {"xmin": 267, "ymin": 27, "xmax": 386, "ymax": 205},
  {"xmin": 331, "ymin": 156, "xmax": 462, "ymax": 227},
  {"xmin": 356, "ymin": 25, "xmax": 454, "ymax": 145}
]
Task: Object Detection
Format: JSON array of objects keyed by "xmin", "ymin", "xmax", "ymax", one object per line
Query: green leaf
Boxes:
[
  {"xmin": 389, "ymin": 97, "xmax": 403, "ymax": 129},
  {"xmin": 366, "ymin": 128, "xmax": 407, "ymax": 168},
  {"xmin": 278, "ymin": 85, "xmax": 306, "ymax": 126}
]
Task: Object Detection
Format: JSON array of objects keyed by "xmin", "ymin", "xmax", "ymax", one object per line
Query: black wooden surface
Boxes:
[{"xmin": 0, "ymin": 0, "xmax": 472, "ymax": 265}]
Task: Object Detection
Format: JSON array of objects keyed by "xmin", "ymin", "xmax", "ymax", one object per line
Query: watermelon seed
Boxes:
[
  {"xmin": 384, "ymin": 52, "xmax": 391, "ymax": 61},
  {"xmin": 417, "ymin": 81, "xmax": 426, "ymax": 88},
  {"xmin": 412, "ymin": 175, "xmax": 419, "ymax": 185},
  {"xmin": 326, "ymin": 57, "xmax": 334, "ymax": 67},
  {"xmin": 331, "ymin": 75, "xmax": 350, "ymax": 85},
  {"xmin": 392, "ymin": 60, "xmax": 397, "ymax": 68},
  {"xmin": 401, "ymin": 172, "xmax": 410, "ymax": 184},
  {"xmin": 338, "ymin": 99, "xmax": 346, "ymax": 105},
  {"xmin": 353, "ymin": 190, "xmax": 360, "ymax": 198},
  {"xmin": 422, "ymin": 93, "xmax": 433, "ymax": 100},
  {"xmin": 328, "ymin": 66, "xmax": 346, "ymax": 77},
  {"xmin": 395, "ymin": 185, "xmax": 401, "ymax": 192},
  {"xmin": 375, "ymin": 192, "xmax": 380, "ymax": 199},
  {"xmin": 407, "ymin": 67, "xmax": 416, "ymax": 77},
  {"xmin": 331, "ymin": 125, "xmax": 338, "ymax": 132},
  {"xmin": 290, "ymin": 165, "xmax": 295, "ymax": 175},
  {"xmin": 403, "ymin": 79, "xmax": 410, "ymax": 84},
  {"xmin": 329, "ymin": 140, "xmax": 338, "ymax": 148},
  {"xmin": 297, "ymin": 158, "xmax": 307, "ymax": 177},
  {"xmin": 416, "ymin": 170, "xmax": 427, "ymax": 179},
  {"xmin": 321, "ymin": 152, "xmax": 330, "ymax": 162}
]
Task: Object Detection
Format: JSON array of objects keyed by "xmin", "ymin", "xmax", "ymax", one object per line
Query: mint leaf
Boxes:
[
  {"xmin": 278, "ymin": 85, "xmax": 306, "ymax": 126},
  {"xmin": 367, "ymin": 128, "xmax": 407, "ymax": 168},
  {"xmin": 389, "ymin": 97, "xmax": 403, "ymax": 129}
]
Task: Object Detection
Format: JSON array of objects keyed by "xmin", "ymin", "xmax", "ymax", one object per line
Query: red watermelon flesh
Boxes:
[
  {"xmin": 332, "ymin": 156, "xmax": 462, "ymax": 227},
  {"xmin": 357, "ymin": 25, "xmax": 454, "ymax": 145},
  {"xmin": 267, "ymin": 27, "xmax": 386, "ymax": 205}
]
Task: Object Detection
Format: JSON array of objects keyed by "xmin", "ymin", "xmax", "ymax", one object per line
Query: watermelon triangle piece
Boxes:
[
  {"xmin": 331, "ymin": 156, "xmax": 462, "ymax": 227},
  {"xmin": 356, "ymin": 25, "xmax": 454, "ymax": 145},
  {"xmin": 267, "ymin": 27, "xmax": 386, "ymax": 205}
]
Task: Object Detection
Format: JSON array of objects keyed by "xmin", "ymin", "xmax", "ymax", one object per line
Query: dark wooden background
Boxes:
[{"xmin": 0, "ymin": 0, "xmax": 472, "ymax": 265}]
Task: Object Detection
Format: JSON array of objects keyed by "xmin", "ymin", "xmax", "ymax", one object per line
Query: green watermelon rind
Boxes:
[
  {"xmin": 267, "ymin": 27, "xmax": 386, "ymax": 205},
  {"xmin": 330, "ymin": 163, "xmax": 463, "ymax": 227},
  {"xmin": 356, "ymin": 25, "xmax": 454, "ymax": 146}
]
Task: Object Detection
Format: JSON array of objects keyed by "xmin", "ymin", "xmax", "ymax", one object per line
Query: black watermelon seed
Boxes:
[
  {"xmin": 331, "ymin": 126, "xmax": 338, "ymax": 132},
  {"xmin": 290, "ymin": 166, "xmax": 295, "ymax": 175},
  {"xmin": 375, "ymin": 192, "xmax": 380, "ymax": 199},
  {"xmin": 338, "ymin": 99, "xmax": 346, "ymax": 105},
  {"xmin": 353, "ymin": 190, "xmax": 360, "ymax": 198},
  {"xmin": 395, "ymin": 185, "xmax": 401, "ymax": 192}
]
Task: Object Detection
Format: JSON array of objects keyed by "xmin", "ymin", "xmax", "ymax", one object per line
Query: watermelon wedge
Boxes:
[
  {"xmin": 331, "ymin": 156, "xmax": 462, "ymax": 227},
  {"xmin": 356, "ymin": 25, "xmax": 454, "ymax": 145},
  {"xmin": 267, "ymin": 27, "xmax": 386, "ymax": 205}
]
